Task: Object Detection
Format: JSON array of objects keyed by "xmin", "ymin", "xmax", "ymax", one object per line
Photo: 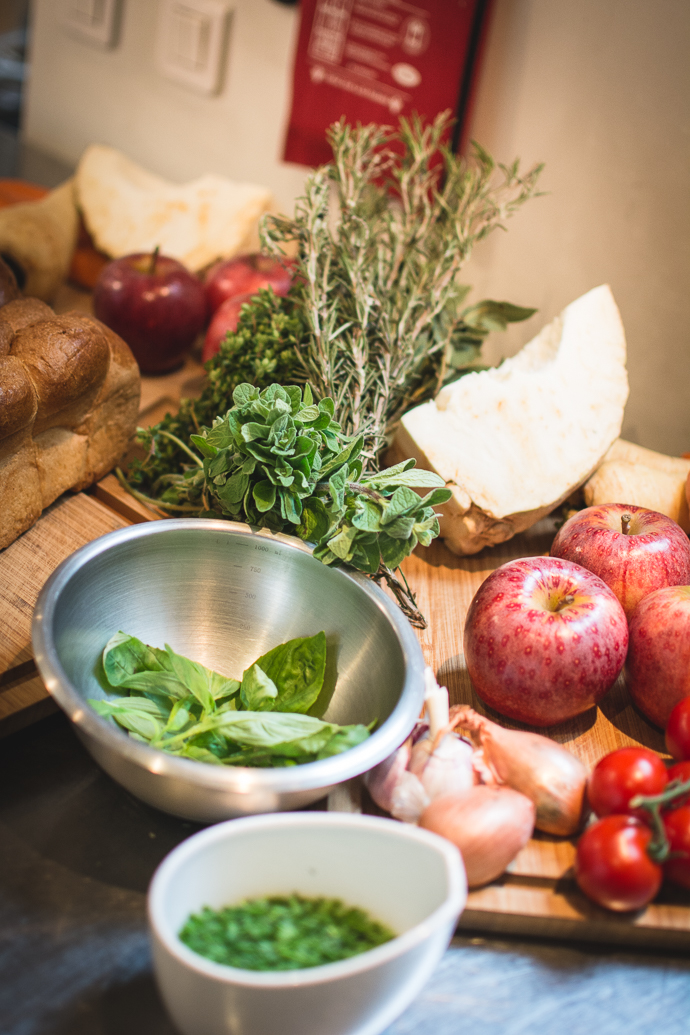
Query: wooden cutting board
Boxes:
[{"xmin": 1, "ymin": 353, "xmax": 689, "ymax": 947}]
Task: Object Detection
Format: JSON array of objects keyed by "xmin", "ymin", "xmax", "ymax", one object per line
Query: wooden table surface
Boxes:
[{"xmin": 1, "ymin": 285, "xmax": 689, "ymax": 948}]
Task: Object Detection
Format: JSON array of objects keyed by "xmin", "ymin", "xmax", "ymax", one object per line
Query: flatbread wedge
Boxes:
[{"xmin": 75, "ymin": 145, "xmax": 273, "ymax": 273}]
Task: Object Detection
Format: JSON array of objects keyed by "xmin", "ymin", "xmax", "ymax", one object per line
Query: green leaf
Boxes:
[
  {"xmin": 242, "ymin": 422, "xmax": 269, "ymax": 443},
  {"xmin": 376, "ymin": 469, "xmax": 447, "ymax": 489},
  {"xmin": 189, "ymin": 435, "xmax": 217, "ymax": 458},
  {"xmin": 462, "ymin": 299, "xmax": 537, "ymax": 333},
  {"xmin": 217, "ymin": 471, "xmax": 250, "ymax": 505},
  {"xmin": 419, "ymin": 486, "xmax": 453, "ymax": 508},
  {"xmin": 284, "ymin": 491, "xmax": 303, "ymax": 524},
  {"xmin": 351, "ymin": 500, "xmax": 382, "ymax": 532},
  {"xmin": 164, "ymin": 644, "xmax": 218, "ymax": 713},
  {"xmin": 90, "ymin": 696, "xmax": 168, "ymax": 741},
  {"xmin": 253, "ymin": 480, "xmax": 277, "ymax": 513},
  {"xmin": 326, "ymin": 523, "xmax": 358, "ymax": 561},
  {"xmin": 240, "ymin": 663, "xmax": 279, "ymax": 711},
  {"xmin": 316, "ymin": 723, "xmax": 371, "ymax": 759},
  {"xmin": 328, "ymin": 465, "xmax": 348, "ymax": 511},
  {"xmin": 380, "ymin": 486, "xmax": 420, "ymax": 524},
  {"xmin": 295, "ymin": 405, "xmax": 320, "ymax": 423},
  {"xmin": 251, "ymin": 632, "xmax": 327, "ymax": 713},
  {"xmin": 233, "ymin": 383, "xmax": 260, "ymax": 408},
  {"xmin": 212, "ymin": 710, "xmax": 369, "ymax": 759},
  {"xmin": 378, "ymin": 532, "xmax": 411, "ymax": 569},
  {"xmin": 319, "ymin": 436, "xmax": 363, "ymax": 480},
  {"xmin": 383, "ymin": 514, "xmax": 417, "ymax": 539},
  {"xmin": 349, "ymin": 536, "xmax": 380, "ymax": 574},
  {"xmin": 205, "ymin": 421, "xmax": 235, "ymax": 450},
  {"xmin": 297, "ymin": 498, "xmax": 330, "ymax": 543}
]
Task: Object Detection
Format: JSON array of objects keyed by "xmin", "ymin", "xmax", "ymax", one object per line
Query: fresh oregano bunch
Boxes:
[
  {"xmin": 124, "ymin": 382, "xmax": 451, "ymax": 626},
  {"xmin": 128, "ymin": 289, "xmax": 308, "ymax": 497}
]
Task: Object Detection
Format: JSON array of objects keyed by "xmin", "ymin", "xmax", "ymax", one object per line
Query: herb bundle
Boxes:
[
  {"xmin": 261, "ymin": 111, "xmax": 542, "ymax": 463},
  {"xmin": 123, "ymin": 115, "xmax": 542, "ymax": 624},
  {"xmin": 179, "ymin": 895, "xmax": 395, "ymax": 970},
  {"xmin": 130, "ymin": 112, "xmax": 540, "ymax": 493},
  {"xmin": 125, "ymin": 383, "xmax": 450, "ymax": 624},
  {"xmin": 90, "ymin": 631, "xmax": 371, "ymax": 767}
]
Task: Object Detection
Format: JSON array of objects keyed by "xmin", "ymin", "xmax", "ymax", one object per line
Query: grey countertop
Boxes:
[{"xmin": 1, "ymin": 714, "xmax": 690, "ymax": 1035}]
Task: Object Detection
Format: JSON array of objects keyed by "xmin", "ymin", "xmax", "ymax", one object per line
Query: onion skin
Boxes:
[
  {"xmin": 452, "ymin": 706, "xmax": 588, "ymax": 836},
  {"xmin": 420, "ymin": 786, "xmax": 535, "ymax": 887}
]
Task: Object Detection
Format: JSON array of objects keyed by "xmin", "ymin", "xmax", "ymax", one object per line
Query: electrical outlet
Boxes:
[
  {"xmin": 62, "ymin": 0, "xmax": 122, "ymax": 48},
  {"xmin": 155, "ymin": 0, "xmax": 231, "ymax": 95}
]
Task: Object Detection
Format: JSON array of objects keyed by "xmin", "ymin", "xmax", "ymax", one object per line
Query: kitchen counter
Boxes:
[{"xmin": 2, "ymin": 713, "xmax": 690, "ymax": 1035}]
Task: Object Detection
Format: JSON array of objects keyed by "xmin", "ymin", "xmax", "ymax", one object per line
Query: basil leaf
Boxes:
[
  {"xmin": 90, "ymin": 696, "xmax": 168, "ymax": 741},
  {"xmin": 164, "ymin": 645, "xmax": 218, "ymax": 713},
  {"xmin": 250, "ymin": 632, "xmax": 327, "ymax": 713},
  {"xmin": 240, "ymin": 663, "xmax": 279, "ymax": 711},
  {"xmin": 316, "ymin": 724, "xmax": 371, "ymax": 759}
]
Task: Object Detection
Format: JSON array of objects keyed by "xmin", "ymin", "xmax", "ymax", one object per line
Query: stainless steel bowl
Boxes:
[{"xmin": 32, "ymin": 519, "xmax": 425, "ymax": 822}]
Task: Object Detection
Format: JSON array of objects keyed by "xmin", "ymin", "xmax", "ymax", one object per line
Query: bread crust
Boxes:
[{"xmin": 0, "ymin": 300, "xmax": 140, "ymax": 549}]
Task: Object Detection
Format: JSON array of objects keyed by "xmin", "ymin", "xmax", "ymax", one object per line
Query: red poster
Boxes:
[{"xmin": 283, "ymin": 0, "xmax": 490, "ymax": 167}]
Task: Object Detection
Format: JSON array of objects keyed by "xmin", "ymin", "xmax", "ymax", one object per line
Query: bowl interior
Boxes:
[
  {"xmin": 50, "ymin": 523, "xmax": 409, "ymax": 731},
  {"xmin": 151, "ymin": 815, "xmax": 459, "ymax": 957}
]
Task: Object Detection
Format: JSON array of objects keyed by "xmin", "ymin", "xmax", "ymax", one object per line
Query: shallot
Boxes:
[
  {"xmin": 419, "ymin": 786, "xmax": 536, "ymax": 887},
  {"xmin": 451, "ymin": 705, "xmax": 587, "ymax": 836}
]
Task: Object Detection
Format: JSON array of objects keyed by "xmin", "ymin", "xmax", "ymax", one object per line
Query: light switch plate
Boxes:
[
  {"xmin": 155, "ymin": 0, "xmax": 231, "ymax": 95},
  {"xmin": 62, "ymin": 0, "xmax": 122, "ymax": 48}
]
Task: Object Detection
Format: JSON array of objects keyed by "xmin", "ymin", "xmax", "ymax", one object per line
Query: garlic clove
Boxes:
[
  {"xmin": 418, "ymin": 733, "xmax": 475, "ymax": 801},
  {"xmin": 389, "ymin": 769, "xmax": 430, "ymax": 823},
  {"xmin": 364, "ymin": 737, "xmax": 412, "ymax": 814}
]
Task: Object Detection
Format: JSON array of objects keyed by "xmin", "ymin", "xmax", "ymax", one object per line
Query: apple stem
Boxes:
[
  {"xmin": 149, "ymin": 245, "xmax": 160, "ymax": 276},
  {"xmin": 621, "ymin": 512, "xmax": 632, "ymax": 535}
]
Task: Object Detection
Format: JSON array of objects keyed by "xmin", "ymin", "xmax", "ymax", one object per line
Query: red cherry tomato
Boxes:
[
  {"xmin": 663, "ymin": 805, "xmax": 690, "ymax": 889},
  {"xmin": 666, "ymin": 761, "xmax": 690, "ymax": 807},
  {"xmin": 587, "ymin": 747, "xmax": 668, "ymax": 821},
  {"xmin": 575, "ymin": 815, "xmax": 662, "ymax": 911},
  {"xmin": 666, "ymin": 697, "xmax": 690, "ymax": 761}
]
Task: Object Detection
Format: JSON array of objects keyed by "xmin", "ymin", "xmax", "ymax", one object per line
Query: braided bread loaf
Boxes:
[{"xmin": 0, "ymin": 294, "xmax": 140, "ymax": 549}]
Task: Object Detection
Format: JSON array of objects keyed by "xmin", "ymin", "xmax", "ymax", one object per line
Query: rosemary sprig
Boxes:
[{"xmin": 261, "ymin": 111, "xmax": 543, "ymax": 465}]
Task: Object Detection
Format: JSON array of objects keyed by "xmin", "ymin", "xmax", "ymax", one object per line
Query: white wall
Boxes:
[
  {"xmin": 23, "ymin": 0, "xmax": 307, "ymax": 217},
  {"xmin": 23, "ymin": 0, "xmax": 690, "ymax": 454},
  {"xmin": 461, "ymin": 0, "xmax": 690, "ymax": 456}
]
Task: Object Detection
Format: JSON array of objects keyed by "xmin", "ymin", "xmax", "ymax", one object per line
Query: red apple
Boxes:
[
  {"xmin": 463, "ymin": 556, "xmax": 628, "ymax": 727},
  {"xmin": 204, "ymin": 253, "xmax": 292, "ymax": 314},
  {"xmin": 626, "ymin": 585, "xmax": 690, "ymax": 728},
  {"xmin": 201, "ymin": 292, "xmax": 252, "ymax": 365},
  {"xmin": 551, "ymin": 504, "xmax": 690, "ymax": 617},
  {"xmin": 93, "ymin": 250, "xmax": 207, "ymax": 374}
]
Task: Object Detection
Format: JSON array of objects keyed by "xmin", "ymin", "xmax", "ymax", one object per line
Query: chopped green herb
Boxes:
[{"xmin": 178, "ymin": 895, "xmax": 395, "ymax": 970}]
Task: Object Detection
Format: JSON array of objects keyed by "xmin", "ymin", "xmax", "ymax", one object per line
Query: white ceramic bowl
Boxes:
[{"xmin": 148, "ymin": 813, "xmax": 467, "ymax": 1035}]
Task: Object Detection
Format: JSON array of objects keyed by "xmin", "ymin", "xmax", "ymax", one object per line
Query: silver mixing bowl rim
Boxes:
[{"xmin": 32, "ymin": 519, "xmax": 426, "ymax": 795}]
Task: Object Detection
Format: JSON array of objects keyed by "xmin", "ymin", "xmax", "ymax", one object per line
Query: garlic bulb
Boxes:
[
  {"xmin": 419, "ymin": 786, "xmax": 535, "ymax": 887},
  {"xmin": 451, "ymin": 706, "xmax": 588, "ymax": 836},
  {"xmin": 365, "ymin": 669, "xmax": 475, "ymax": 822}
]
